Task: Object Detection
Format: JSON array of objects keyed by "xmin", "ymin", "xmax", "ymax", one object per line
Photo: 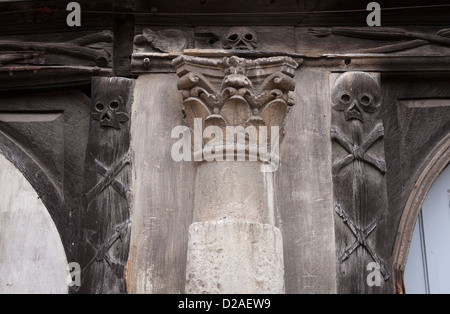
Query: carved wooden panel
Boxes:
[
  {"xmin": 194, "ymin": 26, "xmax": 295, "ymax": 52},
  {"xmin": 330, "ymin": 72, "xmax": 391, "ymax": 293},
  {"xmin": 0, "ymin": 31, "xmax": 113, "ymax": 91},
  {"xmin": 299, "ymin": 26, "xmax": 450, "ymax": 57},
  {"xmin": 78, "ymin": 77, "xmax": 134, "ymax": 294}
]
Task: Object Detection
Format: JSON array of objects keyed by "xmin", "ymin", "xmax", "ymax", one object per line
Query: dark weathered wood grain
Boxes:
[
  {"xmin": 113, "ymin": 0, "xmax": 135, "ymax": 77},
  {"xmin": 330, "ymin": 72, "xmax": 391, "ymax": 294},
  {"xmin": 78, "ymin": 77, "xmax": 134, "ymax": 294},
  {"xmin": 277, "ymin": 68, "xmax": 336, "ymax": 294}
]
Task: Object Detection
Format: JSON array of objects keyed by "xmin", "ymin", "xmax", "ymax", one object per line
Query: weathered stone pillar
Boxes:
[{"xmin": 172, "ymin": 54, "xmax": 299, "ymax": 293}]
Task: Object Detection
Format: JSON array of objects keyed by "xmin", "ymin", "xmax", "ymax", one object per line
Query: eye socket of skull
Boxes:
[
  {"xmin": 244, "ymin": 33, "xmax": 254, "ymax": 41},
  {"xmin": 223, "ymin": 27, "xmax": 257, "ymax": 50},
  {"xmin": 227, "ymin": 34, "xmax": 239, "ymax": 42},
  {"xmin": 332, "ymin": 92, "xmax": 353, "ymax": 111},
  {"xmin": 110, "ymin": 101, "xmax": 120, "ymax": 110},
  {"xmin": 341, "ymin": 93, "xmax": 351, "ymax": 104},
  {"xmin": 95, "ymin": 102, "xmax": 104, "ymax": 112},
  {"xmin": 358, "ymin": 93, "xmax": 378, "ymax": 112}
]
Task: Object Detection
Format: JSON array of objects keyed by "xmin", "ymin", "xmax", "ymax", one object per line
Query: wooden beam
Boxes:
[
  {"xmin": 78, "ymin": 76, "xmax": 134, "ymax": 294},
  {"xmin": 113, "ymin": 0, "xmax": 135, "ymax": 77}
]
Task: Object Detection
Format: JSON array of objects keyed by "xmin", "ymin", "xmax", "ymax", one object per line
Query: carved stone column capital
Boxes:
[
  {"xmin": 172, "ymin": 55, "xmax": 298, "ymax": 127},
  {"xmin": 172, "ymin": 55, "xmax": 299, "ymax": 161}
]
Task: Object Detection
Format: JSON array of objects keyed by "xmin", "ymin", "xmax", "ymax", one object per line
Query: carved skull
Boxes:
[
  {"xmin": 92, "ymin": 95, "xmax": 130, "ymax": 129},
  {"xmin": 223, "ymin": 27, "xmax": 258, "ymax": 50},
  {"xmin": 331, "ymin": 72, "xmax": 380, "ymax": 123}
]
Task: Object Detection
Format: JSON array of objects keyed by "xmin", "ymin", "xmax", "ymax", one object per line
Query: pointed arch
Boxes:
[{"xmin": 392, "ymin": 133, "xmax": 450, "ymax": 293}]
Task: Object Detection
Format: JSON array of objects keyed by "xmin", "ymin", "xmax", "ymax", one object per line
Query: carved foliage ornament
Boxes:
[
  {"xmin": 173, "ymin": 55, "xmax": 297, "ymax": 128},
  {"xmin": 172, "ymin": 55, "xmax": 298, "ymax": 159}
]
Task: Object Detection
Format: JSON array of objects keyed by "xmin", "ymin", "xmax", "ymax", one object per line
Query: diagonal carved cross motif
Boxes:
[
  {"xmin": 331, "ymin": 124, "xmax": 386, "ymax": 175},
  {"xmin": 335, "ymin": 204, "xmax": 390, "ymax": 280},
  {"xmin": 83, "ymin": 150, "xmax": 131, "ymax": 208},
  {"xmin": 83, "ymin": 220, "xmax": 131, "ymax": 279},
  {"xmin": 94, "ymin": 158, "xmax": 130, "ymax": 200}
]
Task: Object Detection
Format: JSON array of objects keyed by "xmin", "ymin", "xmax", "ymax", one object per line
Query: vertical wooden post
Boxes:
[
  {"xmin": 78, "ymin": 77, "xmax": 134, "ymax": 294},
  {"xmin": 330, "ymin": 72, "xmax": 391, "ymax": 293},
  {"xmin": 113, "ymin": 0, "xmax": 135, "ymax": 77}
]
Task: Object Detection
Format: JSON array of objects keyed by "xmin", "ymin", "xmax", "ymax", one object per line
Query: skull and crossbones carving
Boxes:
[
  {"xmin": 331, "ymin": 72, "xmax": 380, "ymax": 123},
  {"xmin": 222, "ymin": 27, "xmax": 258, "ymax": 50},
  {"xmin": 331, "ymin": 71, "xmax": 390, "ymax": 281},
  {"xmin": 331, "ymin": 124, "xmax": 386, "ymax": 175},
  {"xmin": 92, "ymin": 95, "xmax": 130, "ymax": 129}
]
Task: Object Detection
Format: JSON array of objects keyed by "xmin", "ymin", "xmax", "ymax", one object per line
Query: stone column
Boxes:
[{"xmin": 172, "ymin": 55, "xmax": 299, "ymax": 293}]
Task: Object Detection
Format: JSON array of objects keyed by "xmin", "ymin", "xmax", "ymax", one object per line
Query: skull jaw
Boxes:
[
  {"xmin": 344, "ymin": 108, "xmax": 365, "ymax": 123},
  {"xmin": 224, "ymin": 41, "xmax": 256, "ymax": 51},
  {"xmin": 234, "ymin": 40, "xmax": 256, "ymax": 50},
  {"xmin": 92, "ymin": 111, "xmax": 122, "ymax": 129},
  {"xmin": 99, "ymin": 119, "xmax": 120, "ymax": 129}
]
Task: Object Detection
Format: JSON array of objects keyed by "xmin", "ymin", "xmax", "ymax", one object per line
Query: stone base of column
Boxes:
[{"xmin": 185, "ymin": 220, "xmax": 285, "ymax": 294}]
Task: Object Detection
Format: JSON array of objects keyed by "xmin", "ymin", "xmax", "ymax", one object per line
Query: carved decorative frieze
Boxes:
[
  {"xmin": 307, "ymin": 27, "xmax": 450, "ymax": 54},
  {"xmin": 330, "ymin": 72, "xmax": 390, "ymax": 293},
  {"xmin": 134, "ymin": 28, "xmax": 189, "ymax": 53},
  {"xmin": 0, "ymin": 31, "xmax": 113, "ymax": 90},
  {"xmin": 0, "ymin": 31, "xmax": 112, "ymax": 67},
  {"xmin": 172, "ymin": 55, "xmax": 299, "ymax": 159}
]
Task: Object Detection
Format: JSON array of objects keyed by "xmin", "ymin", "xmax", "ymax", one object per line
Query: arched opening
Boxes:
[
  {"xmin": 393, "ymin": 134, "xmax": 450, "ymax": 294},
  {"xmin": 0, "ymin": 153, "xmax": 68, "ymax": 293},
  {"xmin": 404, "ymin": 165, "xmax": 450, "ymax": 293}
]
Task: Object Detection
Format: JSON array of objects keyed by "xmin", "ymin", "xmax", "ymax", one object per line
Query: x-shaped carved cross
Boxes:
[
  {"xmin": 83, "ymin": 150, "xmax": 131, "ymax": 208},
  {"xmin": 331, "ymin": 124, "xmax": 386, "ymax": 175},
  {"xmin": 83, "ymin": 220, "xmax": 131, "ymax": 279},
  {"xmin": 335, "ymin": 204, "xmax": 390, "ymax": 280}
]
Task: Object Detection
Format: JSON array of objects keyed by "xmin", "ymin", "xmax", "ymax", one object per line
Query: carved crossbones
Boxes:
[
  {"xmin": 83, "ymin": 220, "xmax": 131, "ymax": 279},
  {"xmin": 335, "ymin": 204, "xmax": 390, "ymax": 280},
  {"xmin": 93, "ymin": 158, "xmax": 130, "ymax": 200},
  {"xmin": 331, "ymin": 124, "xmax": 386, "ymax": 175},
  {"xmin": 83, "ymin": 150, "xmax": 131, "ymax": 208}
]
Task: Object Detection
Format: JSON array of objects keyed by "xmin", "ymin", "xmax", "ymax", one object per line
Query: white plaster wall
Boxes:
[{"xmin": 0, "ymin": 154, "xmax": 68, "ymax": 294}]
